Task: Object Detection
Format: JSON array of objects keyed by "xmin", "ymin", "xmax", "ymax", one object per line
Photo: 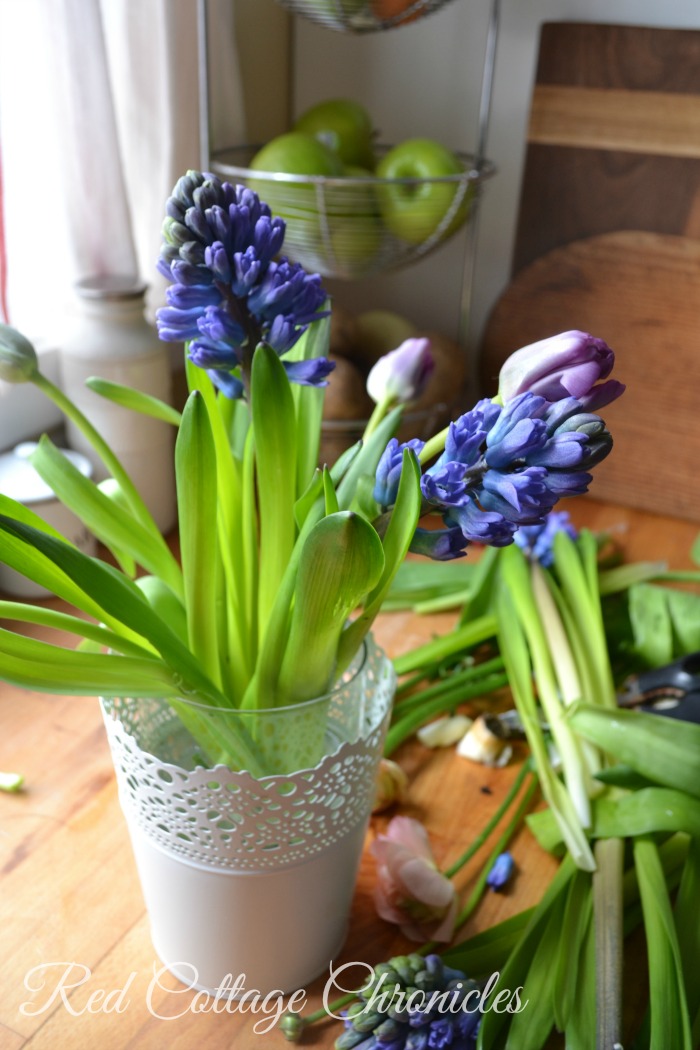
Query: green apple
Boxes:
[
  {"xmin": 294, "ymin": 99, "xmax": 376, "ymax": 170},
  {"xmin": 375, "ymin": 138, "xmax": 471, "ymax": 246},
  {"xmin": 325, "ymin": 165, "xmax": 382, "ymax": 277},
  {"xmin": 249, "ymin": 132, "xmax": 344, "ymax": 261},
  {"xmin": 353, "ymin": 309, "xmax": 417, "ymax": 371}
]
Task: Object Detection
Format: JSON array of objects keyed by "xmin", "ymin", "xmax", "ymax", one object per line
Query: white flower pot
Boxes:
[{"xmin": 101, "ymin": 636, "xmax": 394, "ymax": 995}]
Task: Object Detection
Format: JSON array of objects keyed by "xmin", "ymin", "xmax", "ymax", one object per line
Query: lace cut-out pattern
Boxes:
[{"xmin": 102, "ymin": 638, "xmax": 394, "ymax": 872}]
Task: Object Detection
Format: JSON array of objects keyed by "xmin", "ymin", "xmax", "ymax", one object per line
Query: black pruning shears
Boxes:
[
  {"xmin": 495, "ymin": 652, "xmax": 700, "ymax": 740},
  {"xmin": 616, "ymin": 652, "xmax": 700, "ymax": 725}
]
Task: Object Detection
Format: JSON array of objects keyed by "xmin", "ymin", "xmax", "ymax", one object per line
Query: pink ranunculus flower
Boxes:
[
  {"xmin": 497, "ymin": 330, "xmax": 625, "ymax": 410},
  {"xmin": 371, "ymin": 816, "xmax": 457, "ymax": 942}
]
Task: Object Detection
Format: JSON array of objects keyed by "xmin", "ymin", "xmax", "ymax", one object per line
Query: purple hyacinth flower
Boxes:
[
  {"xmin": 374, "ymin": 438, "xmax": 425, "ymax": 508},
  {"xmin": 282, "ymin": 356, "xmax": 336, "ymax": 388},
  {"xmin": 164, "ymin": 283, "xmax": 220, "ymax": 311},
  {"xmin": 421, "ymin": 462, "xmax": 470, "ymax": 508},
  {"xmin": 542, "ymin": 470, "xmax": 592, "ymax": 497},
  {"xmin": 448, "ymin": 500, "xmax": 518, "ymax": 547},
  {"xmin": 207, "ymin": 369, "xmax": 244, "ymax": 399},
  {"xmin": 196, "ymin": 305, "xmax": 246, "ymax": 348},
  {"xmin": 441, "ymin": 399, "xmax": 500, "ymax": 467},
  {"xmin": 484, "ymin": 393, "xmax": 548, "ymax": 470},
  {"xmin": 156, "ymin": 171, "xmax": 330, "ymax": 397},
  {"xmin": 409, "ymin": 526, "xmax": 468, "ymax": 561},
  {"xmin": 230, "ymin": 246, "xmax": 263, "ymax": 297},
  {"xmin": 514, "ymin": 510, "xmax": 578, "ymax": 567},
  {"xmin": 526, "ymin": 431, "xmax": 589, "ymax": 469},
  {"xmin": 486, "ymin": 852, "xmax": 515, "ymax": 891},
  {"xmin": 481, "ymin": 467, "xmax": 557, "ymax": 523}
]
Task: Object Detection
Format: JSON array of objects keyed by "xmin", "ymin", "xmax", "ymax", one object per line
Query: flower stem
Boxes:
[
  {"xmin": 419, "ymin": 425, "xmax": 449, "ymax": 463},
  {"xmin": 384, "ymin": 669, "xmax": 509, "ymax": 755},
  {"xmin": 421, "ymin": 771, "xmax": 539, "ymax": 953},
  {"xmin": 594, "ymin": 836, "xmax": 624, "ymax": 1050},
  {"xmin": 363, "ymin": 394, "xmax": 397, "ymax": 439},
  {"xmin": 444, "ymin": 759, "xmax": 531, "ymax": 878},
  {"xmin": 281, "ymin": 765, "xmax": 538, "ymax": 1040},
  {"xmin": 32, "ymin": 371, "xmax": 158, "ymax": 534}
]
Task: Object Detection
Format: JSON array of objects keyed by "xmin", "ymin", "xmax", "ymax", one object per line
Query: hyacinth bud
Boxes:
[
  {"xmin": 162, "ymin": 216, "xmax": 191, "ymax": 248},
  {"xmin": 486, "ymin": 851, "xmax": 515, "ymax": 891},
  {"xmin": 0, "ymin": 325, "xmax": 39, "ymax": 383},
  {"xmin": 278, "ymin": 1012, "xmax": 305, "ymax": 1043},
  {"xmin": 366, "ymin": 337, "xmax": 434, "ymax": 405},
  {"xmin": 498, "ymin": 330, "xmax": 623, "ymax": 408}
]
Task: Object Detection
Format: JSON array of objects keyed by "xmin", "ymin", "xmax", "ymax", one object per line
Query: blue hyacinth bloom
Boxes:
[
  {"xmin": 156, "ymin": 171, "xmax": 332, "ymax": 397},
  {"xmin": 374, "ymin": 438, "xmax": 426, "ymax": 509},
  {"xmin": 375, "ymin": 381, "xmax": 614, "ymax": 559},
  {"xmin": 486, "ymin": 852, "xmax": 515, "ymax": 891},
  {"xmin": 514, "ymin": 510, "xmax": 578, "ymax": 567}
]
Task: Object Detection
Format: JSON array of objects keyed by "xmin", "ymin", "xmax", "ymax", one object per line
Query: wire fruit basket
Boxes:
[
  {"xmin": 274, "ymin": 0, "xmax": 456, "ymax": 32},
  {"xmin": 211, "ymin": 145, "xmax": 495, "ymax": 280}
]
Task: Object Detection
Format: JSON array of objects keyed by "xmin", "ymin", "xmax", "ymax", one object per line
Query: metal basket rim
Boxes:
[
  {"xmin": 210, "ymin": 144, "xmax": 496, "ymax": 188},
  {"xmin": 276, "ymin": 0, "xmax": 457, "ymax": 33}
]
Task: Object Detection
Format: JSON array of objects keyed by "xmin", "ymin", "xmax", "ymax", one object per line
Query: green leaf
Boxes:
[
  {"xmin": 455, "ymin": 544, "xmax": 500, "ymax": 622},
  {"xmin": 134, "ymin": 577, "xmax": 187, "ymax": 646},
  {"xmin": 337, "ymin": 448, "xmax": 422, "ymax": 671},
  {"xmin": 277, "ymin": 511, "xmax": 385, "ymax": 705},
  {"xmin": 294, "ymin": 468, "xmax": 323, "ymax": 530},
  {"xmin": 594, "ymin": 764, "xmax": 658, "ymax": 790},
  {"xmin": 322, "ymin": 465, "xmax": 339, "ymax": 516},
  {"xmin": 85, "ymin": 375, "xmax": 182, "ymax": 425},
  {"xmin": 0, "ymin": 625, "xmax": 180, "ymax": 697},
  {"xmin": 286, "ymin": 311, "xmax": 330, "ymax": 495},
  {"xmin": 477, "ymin": 856, "xmax": 577, "ymax": 1050},
  {"xmin": 0, "ymin": 600, "xmax": 157, "ymax": 660},
  {"xmin": 392, "ymin": 614, "xmax": 497, "ymax": 677},
  {"xmin": 690, "ymin": 530, "xmax": 700, "ymax": 568},
  {"xmin": 569, "ymin": 703, "xmax": 700, "ymax": 799},
  {"xmin": 0, "ymin": 514, "xmax": 227, "ymax": 707},
  {"xmin": 529, "ymin": 787, "xmax": 700, "ymax": 848},
  {"xmin": 30, "ymin": 435, "xmax": 182, "ymax": 596},
  {"xmin": 503, "ymin": 888, "xmax": 564, "ymax": 1050},
  {"xmin": 176, "ymin": 391, "xmax": 221, "ymax": 689},
  {"xmin": 628, "ymin": 583, "xmax": 674, "ymax": 666},
  {"xmin": 329, "ymin": 439, "xmax": 362, "ymax": 483},
  {"xmin": 552, "ymin": 869, "xmax": 593, "ymax": 1031},
  {"xmin": 674, "ymin": 835, "xmax": 700, "ymax": 1028},
  {"xmin": 97, "ymin": 479, "xmax": 136, "ymax": 577},
  {"xmin": 441, "ymin": 908, "xmax": 535, "ymax": 977},
  {"xmin": 564, "ymin": 910, "xmax": 596, "ymax": 1050},
  {"xmin": 664, "ymin": 586, "xmax": 700, "ymax": 655},
  {"xmin": 0, "ymin": 504, "xmax": 125, "ymax": 627},
  {"xmin": 251, "ymin": 343, "xmax": 298, "ymax": 639},
  {"xmin": 634, "ymin": 836, "xmax": 693, "ymax": 1050},
  {"xmin": 386, "ymin": 559, "xmax": 478, "ymax": 608}
]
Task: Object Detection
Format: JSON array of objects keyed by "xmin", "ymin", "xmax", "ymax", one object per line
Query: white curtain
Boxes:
[{"xmin": 0, "ymin": 0, "xmax": 246, "ymax": 329}]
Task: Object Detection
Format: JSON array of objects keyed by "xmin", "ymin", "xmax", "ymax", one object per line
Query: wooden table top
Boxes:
[{"xmin": 1, "ymin": 495, "xmax": 697, "ymax": 1050}]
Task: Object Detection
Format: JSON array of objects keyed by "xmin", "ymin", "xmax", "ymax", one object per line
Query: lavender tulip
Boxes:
[
  {"xmin": 366, "ymin": 337, "xmax": 434, "ymax": 405},
  {"xmin": 498, "ymin": 331, "xmax": 625, "ymax": 408}
]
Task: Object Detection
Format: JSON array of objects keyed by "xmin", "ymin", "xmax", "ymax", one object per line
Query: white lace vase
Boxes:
[{"xmin": 101, "ymin": 636, "xmax": 395, "ymax": 995}]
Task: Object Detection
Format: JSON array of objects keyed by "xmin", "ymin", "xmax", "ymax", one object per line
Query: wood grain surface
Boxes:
[
  {"xmin": 480, "ymin": 231, "xmax": 700, "ymax": 522},
  {"xmin": 512, "ymin": 22, "xmax": 700, "ymax": 274},
  {"xmin": 1, "ymin": 495, "xmax": 699, "ymax": 1049}
]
